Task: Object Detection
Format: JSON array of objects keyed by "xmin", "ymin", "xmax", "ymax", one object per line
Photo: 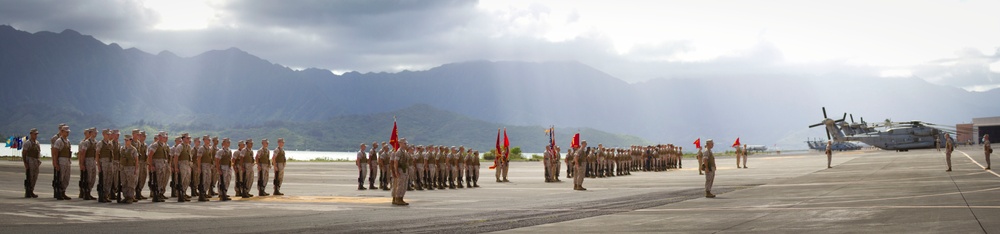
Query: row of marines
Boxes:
[
  {"xmin": 20, "ymin": 124, "xmax": 287, "ymax": 204},
  {"xmin": 545, "ymin": 144, "xmax": 685, "ymax": 183},
  {"xmin": 357, "ymin": 142, "xmax": 482, "ymax": 193}
]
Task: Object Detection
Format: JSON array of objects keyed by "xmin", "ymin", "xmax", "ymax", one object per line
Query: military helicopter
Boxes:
[{"xmin": 808, "ymin": 107, "xmax": 956, "ymax": 151}]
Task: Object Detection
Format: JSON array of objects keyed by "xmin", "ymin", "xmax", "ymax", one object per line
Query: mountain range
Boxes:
[{"xmin": 2, "ymin": 25, "xmax": 999, "ymax": 151}]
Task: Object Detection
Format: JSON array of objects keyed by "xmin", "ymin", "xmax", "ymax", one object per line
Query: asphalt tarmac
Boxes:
[{"xmin": 1, "ymin": 146, "xmax": 997, "ymax": 233}]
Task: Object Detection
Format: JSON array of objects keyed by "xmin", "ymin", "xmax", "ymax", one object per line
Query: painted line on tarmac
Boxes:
[
  {"xmin": 636, "ymin": 205, "xmax": 1000, "ymax": 212},
  {"xmin": 958, "ymin": 150, "xmax": 1000, "ymax": 178}
]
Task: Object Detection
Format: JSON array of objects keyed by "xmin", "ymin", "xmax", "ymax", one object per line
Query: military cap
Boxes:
[
  {"xmin": 181, "ymin": 133, "xmax": 189, "ymax": 138},
  {"xmin": 124, "ymin": 135, "xmax": 133, "ymax": 140},
  {"xmin": 277, "ymin": 138, "xmax": 284, "ymax": 142},
  {"xmin": 211, "ymin": 136, "xmax": 218, "ymax": 141},
  {"xmin": 246, "ymin": 138, "xmax": 253, "ymax": 143},
  {"xmin": 238, "ymin": 140, "xmax": 245, "ymax": 145},
  {"xmin": 60, "ymin": 126, "xmax": 70, "ymax": 131},
  {"xmin": 102, "ymin": 129, "xmax": 110, "ymax": 135},
  {"xmin": 29, "ymin": 128, "xmax": 38, "ymax": 134},
  {"xmin": 111, "ymin": 129, "xmax": 119, "ymax": 134},
  {"xmin": 158, "ymin": 131, "xmax": 167, "ymax": 137},
  {"xmin": 132, "ymin": 129, "xmax": 140, "ymax": 134},
  {"xmin": 261, "ymin": 138, "xmax": 268, "ymax": 143}
]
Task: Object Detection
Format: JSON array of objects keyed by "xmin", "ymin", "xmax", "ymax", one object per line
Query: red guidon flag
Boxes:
[
  {"xmin": 503, "ymin": 128, "xmax": 510, "ymax": 160},
  {"xmin": 732, "ymin": 137, "xmax": 741, "ymax": 148},
  {"xmin": 693, "ymin": 138, "xmax": 701, "ymax": 149},
  {"xmin": 490, "ymin": 128, "xmax": 500, "ymax": 169},
  {"xmin": 389, "ymin": 118, "xmax": 399, "ymax": 150},
  {"xmin": 571, "ymin": 133, "xmax": 580, "ymax": 148}
]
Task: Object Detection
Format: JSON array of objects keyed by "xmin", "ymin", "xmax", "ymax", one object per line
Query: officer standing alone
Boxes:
[{"xmin": 703, "ymin": 139, "xmax": 717, "ymax": 198}]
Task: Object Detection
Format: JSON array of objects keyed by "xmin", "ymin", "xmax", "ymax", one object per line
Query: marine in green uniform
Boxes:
[
  {"xmin": 256, "ymin": 139, "xmax": 271, "ymax": 196},
  {"xmin": 52, "ymin": 125, "xmax": 73, "ymax": 200},
  {"xmin": 391, "ymin": 139, "xmax": 411, "ymax": 206},
  {"xmin": 704, "ymin": 139, "xmax": 717, "ymax": 198},
  {"xmin": 78, "ymin": 128, "xmax": 96, "ymax": 200},
  {"xmin": 197, "ymin": 136, "xmax": 213, "ymax": 201},
  {"xmin": 215, "ymin": 138, "xmax": 233, "ymax": 201},
  {"xmin": 272, "ymin": 138, "xmax": 286, "ymax": 195},
  {"xmin": 120, "ymin": 135, "xmax": 139, "ymax": 204},
  {"xmin": 22, "ymin": 129, "xmax": 41, "ymax": 198}
]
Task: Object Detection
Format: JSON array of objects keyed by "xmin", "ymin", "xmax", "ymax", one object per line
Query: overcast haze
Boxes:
[{"xmin": 2, "ymin": 0, "xmax": 1000, "ymax": 91}]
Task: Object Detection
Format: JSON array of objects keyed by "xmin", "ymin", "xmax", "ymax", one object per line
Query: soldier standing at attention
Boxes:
[
  {"xmin": 170, "ymin": 136, "xmax": 181, "ymax": 198},
  {"xmin": 742, "ymin": 145, "xmax": 748, "ymax": 169},
  {"xmin": 52, "ymin": 125, "xmax": 73, "ymax": 200},
  {"xmin": 133, "ymin": 130, "xmax": 148, "ymax": 200},
  {"xmin": 826, "ymin": 141, "xmax": 833, "ymax": 169},
  {"xmin": 272, "ymin": 138, "xmax": 286, "ymax": 195},
  {"xmin": 565, "ymin": 147, "xmax": 574, "ymax": 179},
  {"xmin": 78, "ymin": 128, "xmax": 96, "ymax": 200},
  {"xmin": 494, "ymin": 147, "xmax": 503, "ymax": 183},
  {"xmin": 445, "ymin": 146, "xmax": 454, "ymax": 188},
  {"xmin": 243, "ymin": 139, "xmax": 256, "ymax": 198},
  {"xmin": 553, "ymin": 146, "xmax": 562, "ymax": 180},
  {"xmin": 696, "ymin": 147, "xmax": 704, "ymax": 175},
  {"xmin": 703, "ymin": 139, "xmax": 717, "ymax": 198},
  {"xmin": 544, "ymin": 145, "xmax": 553, "ymax": 182},
  {"xmin": 984, "ymin": 134, "xmax": 992, "ymax": 170},
  {"xmin": 111, "ymin": 129, "xmax": 123, "ymax": 202},
  {"xmin": 471, "ymin": 150, "xmax": 481, "ymax": 187},
  {"xmin": 414, "ymin": 146, "xmax": 425, "ymax": 191},
  {"xmin": 391, "ymin": 139, "xmax": 411, "ymax": 206},
  {"xmin": 439, "ymin": 146, "xmax": 448, "ymax": 189},
  {"xmin": 233, "ymin": 141, "xmax": 245, "ymax": 197},
  {"xmin": 457, "ymin": 146, "xmax": 466, "ymax": 188},
  {"xmin": 408, "ymin": 147, "xmax": 418, "ymax": 191},
  {"xmin": 96, "ymin": 130, "xmax": 113, "ymax": 202},
  {"xmin": 378, "ymin": 142, "xmax": 391, "ymax": 190},
  {"xmin": 256, "ymin": 139, "xmax": 271, "ymax": 196},
  {"xmin": 190, "ymin": 137, "xmax": 202, "ymax": 198},
  {"xmin": 368, "ymin": 142, "xmax": 378, "ymax": 190},
  {"xmin": 209, "ymin": 137, "xmax": 220, "ymax": 197},
  {"xmin": 148, "ymin": 132, "xmax": 170, "ymax": 202},
  {"xmin": 215, "ymin": 138, "xmax": 233, "ymax": 201},
  {"xmin": 573, "ymin": 141, "xmax": 588, "ymax": 191},
  {"xmin": 357, "ymin": 143, "xmax": 368, "ymax": 190},
  {"xmin": 174, "ymin": 133, "xmax": 193, "ymax": 202},
  {"xmin": 22, "ymin": 128, "xmax": 41, "ymax": 198},
  {"xmin": 425, "ymin": 146, "xmax": 437, "ymax": 190},
  {"xmin": 197, "ymin": 136, "xmax": 213, "ymax": 201},
  {"xmin": 945, "ymin": 133, "xmax": 954, "ymax": 172},
  {"xmin": 120, "ymin": 135, "xmax": 139, "ymax": 204},
  {"xmin": 935, "ymin": 136, "xmax": 941, "ymax": 151},
  {"xmin": 734, "ymin": 144, "xmax": 743, "ymax": 169}
]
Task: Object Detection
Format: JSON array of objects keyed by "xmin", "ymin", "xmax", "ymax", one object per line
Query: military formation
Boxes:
[
  {"xmin": 557, "ymin": 143, "xmax": 685, "ymax": 185},
  {"xmin": 356, "ymin": 139, "xmax": 482, "ymax": 206},
  {"xmin": 20, "ymin": 124, "xmax": 287, "ymax": 203}
]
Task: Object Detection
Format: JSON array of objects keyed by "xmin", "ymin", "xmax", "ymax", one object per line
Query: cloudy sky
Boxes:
[{"xmin": 2, "ymin": 0, "xmax": 1000, "ymax": 90}]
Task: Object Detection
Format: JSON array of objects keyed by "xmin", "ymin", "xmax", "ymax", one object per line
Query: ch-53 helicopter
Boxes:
[{"xmin": 808, "ymin": 107, "xmax": 957, "ymax": 152}]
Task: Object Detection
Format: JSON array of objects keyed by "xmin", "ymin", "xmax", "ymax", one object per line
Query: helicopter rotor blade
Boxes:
[
  {"xmin": 850, "ymin": 114, "xmax": 855, "ymax": 123},
  {"xmin": 826, "ymin": 128, "xmax": 831, "ymax": 140},
  {"xmin": 822, "ymin": 107, "xmax": 827, "ymax": 119},
  {"xmin": 809, "ymin": 122, "xmax": 824, "ymax": 128}
]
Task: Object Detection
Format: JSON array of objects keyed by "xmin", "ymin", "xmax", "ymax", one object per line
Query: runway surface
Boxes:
[{"xmin": 1, "ymin": 146, "xmax": 998, "ymax": 233}]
